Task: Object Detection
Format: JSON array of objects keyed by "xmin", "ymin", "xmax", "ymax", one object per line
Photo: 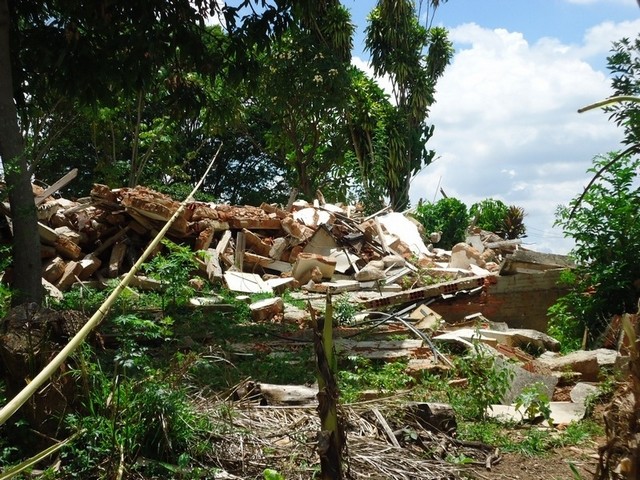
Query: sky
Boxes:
[{"xmin": 344, "ymin": 0, "xmax": 640, "ymax": 254}]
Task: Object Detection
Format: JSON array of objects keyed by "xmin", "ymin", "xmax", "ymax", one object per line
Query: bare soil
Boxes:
[{"xmin": 465, "ymin": 445, "xmax": 599, "ymax": 480}]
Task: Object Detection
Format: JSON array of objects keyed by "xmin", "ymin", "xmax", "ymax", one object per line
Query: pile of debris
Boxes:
[{"xmin": 15, "ymin": 180, "xmax": 573, "ymax": 332}]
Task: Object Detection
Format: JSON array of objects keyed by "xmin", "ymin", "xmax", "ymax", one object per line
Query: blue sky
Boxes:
[{"xmin": 345, "ymin": 0, "xmax": 640, "ymax": 254}]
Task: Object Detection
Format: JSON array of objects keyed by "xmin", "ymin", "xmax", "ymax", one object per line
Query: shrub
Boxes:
[
  {"xmin": 413, "ymin": 197, "xmax": 469, "ymax": 249},
  {"xmin": 555, "ymin": 153, "xmax": 640, "ymax": 343}
]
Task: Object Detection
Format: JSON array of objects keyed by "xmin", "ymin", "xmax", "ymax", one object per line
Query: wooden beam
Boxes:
[{"xmin": 34, "ymin": 168, "xmax": 78, "ymax": 205}]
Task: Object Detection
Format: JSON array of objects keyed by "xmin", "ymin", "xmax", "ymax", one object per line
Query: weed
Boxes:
[
  {"xmin": 506, "ymin": 427, "xmax": 552, "ymax": 456},
  {"xmin": 338, "ymin": 356, "xmax": 412, "ymax": 403},
  {"xmin": 550, "ymin": 420, "xmax": 603, "ymax": 448},
  {"xmin": 514, "ymin": 382, "xmax": 553, "ymax": 425},
  {"xmin": 144, "ymin": 239, "xmax": 200, "ymax": 308},
  {"xmin": 450, "ymin": 342, "xmax": 514, "ymax": 421},
  {"xmin": 264, "ymin": 468, "xmax": 285, "ymax": 480},
  {"xmin": 334, "ymin": 294, "xmax": 358, "ymax": 325}
]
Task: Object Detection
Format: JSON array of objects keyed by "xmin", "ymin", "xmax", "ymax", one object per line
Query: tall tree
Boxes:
[
  {"xmin": 0, "ymin": 0, "xmax": 40, "ymax": 305},
  {"xmin": 365, "ymin": 0, "xmax": 453, "ymax": 210},
  {"xmin": 253, "ymin": 1, "xmax": 354, "ymax": 200}
]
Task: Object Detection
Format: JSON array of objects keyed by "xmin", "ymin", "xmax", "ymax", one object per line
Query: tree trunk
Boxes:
[{"xmin": 0, "ymin": 0, "xmax": 42, "ymax": 305}]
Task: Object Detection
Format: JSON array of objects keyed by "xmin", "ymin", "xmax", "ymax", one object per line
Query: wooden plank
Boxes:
[
  {"xmin": 260, "ymin": 202, "xmax": 289, "ymax": 219},
  {"xmin": 108, "ymin": 241, "xmax": 127, "ymax": 278},
  {"xmin": 194, "ymin": 225, "xmax": 215, "ymax": 251},
  {"xmin": 55, "ymin": 261, "xmax": 83, "ymax": 291},
  {"xmin": 234, "ymin": 230, "xmax": 246, "ymax": 270},
  {"xmin": 203, "ymin": 248, "xmax": 222, "ymax": 282},
  {"xmin": 42, "ymin": 257, "xmax": 66, "ymax": 283},
  {"xmin": 92, "ymin": 226, "xmax": 131, "ymax": 257},
  {"xmin": 34, "ymin": 168, "xmax": 78, "ymax": 206},
  {"xmin": 216, "ymin": 230, "xmax": 233, "ymax": 267}
]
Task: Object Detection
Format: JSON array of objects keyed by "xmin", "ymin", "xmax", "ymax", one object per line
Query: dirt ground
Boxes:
[{"xmin": 465, "ymin": 445, "xmax": 599, "ymax": 479}]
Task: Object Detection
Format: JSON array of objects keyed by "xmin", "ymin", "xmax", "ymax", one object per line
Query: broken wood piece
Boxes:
[
  {"xmin": 234, "ymin": 231, "xmax": 246, "ymax": 270},
  {"xmin": 194, "ymin": 224, "xmax": 215, "ymax": 251},
  {"xmin": 108, "ymin": 241, "xmax": 128, "ymax": 278},
  {"xmin": 228, "ymin": 217, "xmax": 282, "ymax": 230},
  {"xmin": 260, "ymin": 202, "xmax": 289, "ymax": 219},
  {"xmin": 92, "ymin": 226, "xmax": 132, "ymax": 258},
  {"xmin": 250, "ymin": 297, "xmax": 284, "ymax": 322},
  {"xmin": 372, "ymin": 407, "xmax": 401, "ymax": 448},
  {"xmin": 42, "ymin": 278, "xmax": 64, "ymax": 301},
  {"xmin": 54, "ymin": 226, "xmax": 86, "ymax": 247},
  {"xmin": 42, "ymin": 257, "xmax": 66, "ymax": 283},
  {"xmin": 55, "ymin": 261, "xmax": 83, "ymax": 291},
  {"xmin": 34, "ymin": 168, "xmax": 78, "ymax": 206},
  {"xmin": 215, "ymin": 230, "xmax": 233, "ymax": 267},
  {"xmin": 252, "ymin": 382, "xmax": 317, "ymax": 406},
  {"xmin": 77, "ymin": 255, "xmax": 102, "ymax": 281},
  {"xmin": 54, "ymin": 235, "xmax": 82, "ymax": 260},
  {"xmin": 203, "ymin": 248, "xmax": 222, "ymax": 282}
]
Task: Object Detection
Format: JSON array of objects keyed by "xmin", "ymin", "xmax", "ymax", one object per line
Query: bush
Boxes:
[
  {"xmin": 469, "ymin": 198, "xmax": 526, "ymax": 239},
  {"xmin": 413, "ymin": 197, "xmax": 469, "ymax": 249},
  {"xmin": 469, "ymin": 198, "xmax": 508, "ymax": 234},
  {"xmin": 555, "ymin": 153, "xmax": 640, "ymax": 343}
]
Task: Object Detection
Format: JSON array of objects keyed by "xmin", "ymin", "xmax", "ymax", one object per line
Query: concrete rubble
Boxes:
[{"xmin": 1, "ymin": 179, "xmax": 628, "ymax": 423}]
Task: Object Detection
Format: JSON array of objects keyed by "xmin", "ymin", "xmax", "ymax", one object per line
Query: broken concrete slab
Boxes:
[
  {"xmin": 487, "ymin": 402, "xmax": 586, "ymax": 425},
  {"xmin": 224, "ymin": 271, "xmax": 273, "ymax": 294},
  {"xmin": 291, "ymin": 252, "xmax": 336, "ymax": 284},
  {"xmin": 377, "ymin": 212, "xmax": 430, "ymax": 256},
  {"xmin": 537, "ymin": 348, "xmax": 621, "ymax": 382},
  {"xmin": 250, "ymin": 297, "xmax": 284, "ymax": 322}
]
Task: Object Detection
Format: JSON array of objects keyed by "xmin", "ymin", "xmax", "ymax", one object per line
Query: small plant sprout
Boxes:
[{"xmin": 514, "ymin": 382, "xmax": 553, "ymax": 426}]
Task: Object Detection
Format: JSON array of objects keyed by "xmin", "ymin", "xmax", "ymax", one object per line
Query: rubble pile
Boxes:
[{"xmin": 12, "ymin": 182, "xmax": 572, "ymax": 330}]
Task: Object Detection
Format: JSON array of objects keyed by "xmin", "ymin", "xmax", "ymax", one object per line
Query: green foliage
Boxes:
[
  {"xmin": 469, "ymin": 198, "xmax": 527, "ymax": 239},
  {"xmin": 60, "ymin": 329, "xmax": 212, "ymax": 477},
  {"xmin": 469, "ymin": 198, "xmax": 509, "ymax": 233},
  {"xmin": 514, "ymin": 382, "xmax": 552, "ymax": 425},
  {"xmin": 334, "ymin": 294, "xmax": 359, "ymax": 325},
  {"xmin": 503, "ymin": 205, "xmax": 527, "ymax": 239},
  {"xmin": 338, "ymin": 357, "xmax": 412, "ymax": 403},
  {"xmin": 264, "ymin": 469, "xmax": 285, "ymax": 480},
  {"xmin": 555, "ymin": 153, "xmax": 640, "ymax": 341},
  {"xmin": 451, "ymin": 344, "xmax": 514, "ymax": 421},
  {"xmin": 144, "ymin": 240, "xmax": 200, "ymax": 308},
  {"xmin": 547, "ymin": 293, "xmax": 584, "ymax": 353},
  {"xmin": 414, "ymin": 197, "xmax": 469, "ymax": 249}
]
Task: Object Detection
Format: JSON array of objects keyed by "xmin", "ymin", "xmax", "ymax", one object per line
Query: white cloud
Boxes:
[
  {"xmin": 351, "ymin": 19, "xmax": 637, "ymax": 254},
  {"xmin": 412, "ymin": 22, "xmax": 627, "ymax": 254}
]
